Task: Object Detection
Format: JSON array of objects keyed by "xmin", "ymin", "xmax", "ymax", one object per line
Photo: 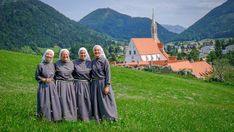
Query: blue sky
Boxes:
[{"xmin": 40, "ymin": 0, "xmax": 226, "ymax": 28}]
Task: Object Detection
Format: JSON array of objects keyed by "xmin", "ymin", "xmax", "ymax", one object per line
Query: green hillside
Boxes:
[
  {"xmin": 0, "ymin": 0, "xmax": 111, "ymax": 50},
  {"xmin": 0, "ymin": 50, "xmax": 233, "ymax": 131}
]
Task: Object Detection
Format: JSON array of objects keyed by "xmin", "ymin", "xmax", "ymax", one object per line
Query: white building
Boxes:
[
  {"xmin": 200, "ymin": 45, "xmax": 215, "ymax": 54},
  {"xmin": 124, "ymin": 38, "xmax": 168, "ymax": 63},
  {"xmin": 223, "ymin": 44, "xmax": 234, "ymax": 54}
]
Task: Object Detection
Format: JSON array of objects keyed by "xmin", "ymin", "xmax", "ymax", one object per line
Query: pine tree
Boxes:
[{"xmin": 215, "ymin": 40, "xmax": 223, "ymax": 59}]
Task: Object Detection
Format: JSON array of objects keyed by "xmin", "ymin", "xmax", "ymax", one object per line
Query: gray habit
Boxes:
[
  {"xmin": 73, "ymin": 59, "xmax": 92, "ymax": 121},
  {"xmin": 35, "ymin": 62, "xmax": 62, "ymax": 121},
  {"xmin": 91, "ymin": 57, "xmax": 117, "ymax": 121},
  {"xmin": 55, "ymin": 60, "xmax": 77, "ymax": 121}
]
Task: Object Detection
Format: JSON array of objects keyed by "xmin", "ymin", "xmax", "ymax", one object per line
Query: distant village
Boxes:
[
  {"xmin": 112, "ymin": 10, "xmax": 234, "ymax": 79},
  {"xmin": 165, "ymin": 39, "xmax": 234, "ymax": 61}
]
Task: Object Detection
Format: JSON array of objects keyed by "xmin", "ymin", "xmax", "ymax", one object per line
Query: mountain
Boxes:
[
  {"xmin": 0, "ymin": 0, "xmax": 111, "ymax": 50},
  {"xmin": 79, "ymin": 8, "xmax": 177, "ymax": 43},
  {"xmin": 172, "ymin": 0, "xmax": 234, "ymax": 42},
  {"xmin": 162, "ymin": 24, "xmax": 186, "ymax": 34}
]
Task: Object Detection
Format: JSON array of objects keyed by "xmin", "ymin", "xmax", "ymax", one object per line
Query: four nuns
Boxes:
[{"xmin": 35, "ymin": 45, "xmax": 117, "ymax": 122}]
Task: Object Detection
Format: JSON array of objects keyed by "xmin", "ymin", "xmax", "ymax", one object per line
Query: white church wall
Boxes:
[
  {"xmin": 124, "ymin": 40, "xmax": 142, "ymax": 63},
  {"xmin": 147, "ymin": 55, "xmax": 151, "ymax": 61},
  {"xmin": 152, "ymin": 55, "xmax": 156, "ymax": 60},
  {"xmin": 141, "ymin": 54, "xmax": 167, "ymax": 61},
  {"xmin": 141, "ymin": 55, "xmax": 146, "ymax": 61}
]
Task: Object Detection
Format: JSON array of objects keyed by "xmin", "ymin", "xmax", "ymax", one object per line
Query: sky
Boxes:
[{"xmin": 40, "ymin": 0, "xmax": 227, "ymax": 28}]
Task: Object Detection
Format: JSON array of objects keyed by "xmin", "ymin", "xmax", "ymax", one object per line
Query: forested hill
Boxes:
[
  {"xmin": 172, "ymin": 0, "xmax": 234, "ymax": 41},
  {"xmin": 0, "ymin": 0, "xmax": 112, "ymax": 50}
]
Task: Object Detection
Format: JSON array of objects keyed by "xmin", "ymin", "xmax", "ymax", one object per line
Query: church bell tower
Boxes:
[{"xmin": 151, "ymin": 8, "xmax": 159, "ymax": 41}]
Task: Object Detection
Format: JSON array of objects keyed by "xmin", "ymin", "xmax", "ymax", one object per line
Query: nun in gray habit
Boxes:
[
  {"xmin": 91, "ymin": 45, "xmax": 117, "ymax": 122},
  {"xmin": 55, "ymin": 49, "xmax": 77, "ymax": 121},
  {"xmin": 73, "ymin": 47, "xmax": 92, "ymax": 121},
  {"xmin": 35, "ymin": 49, "xmax": 62, "ymax": 121}
]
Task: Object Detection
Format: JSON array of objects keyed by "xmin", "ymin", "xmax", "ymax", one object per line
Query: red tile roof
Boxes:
[
  {"xmin": 157, "ymin": 43, "xmax": 163, "ymax": 49},
  {"xmin": 168, "ymin": 61, "xmax": 213, "ymax": 78},
  {"xmin": 132, "ymin": 38, "xmax": 165, "ymax": 56},
  {"xmin": 190, "ymin": 61, "xmax": 213, "ymax": 78},
  {"xmin": 168, "ymin": 60, "xmax": 193, "ymax": 71},
  {"xmin": 125, "ymin": 61, "xmax": 149, "ymax": 66},
  {"xmin": 116, "ymin": 60, "xmax": 213, "ymax": 78},
  {"xmin": 168, "ymin": 56, "xmax": 177, "ymax": 61},
  {"xmin": 150, "ymin": 60, "xmax": 168, "ymax": 66}
]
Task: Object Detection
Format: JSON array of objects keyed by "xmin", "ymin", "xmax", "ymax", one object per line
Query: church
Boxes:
[
  {"xmin": 124, "ymin": 10, "xmax": 169, "ymax": 63},
  {"xmin": 123, "ymin": 10, "xmax": 213, "ymax": 79}
]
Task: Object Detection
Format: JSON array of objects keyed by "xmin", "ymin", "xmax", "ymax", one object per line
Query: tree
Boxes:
[
  {"xmin": 177, "ymin": 52, "xmax": 187, "ymax": 60},
  {"xmin": 207, "ymin": 51, "xmax": 217, "ymax": 63},
  {"xmin": 166, "ymin": 45, "xmax": 177, "ymax": 56},
  {"xmin": 188, "ymin": 47, "xmax": 199, "ymax": 61},
  {"xmin": 108, "ymin": 53, "xmax": 117, "ymax": 62},
  {"xmin": 215, "ymin": 40, "xmax": 223, "ymax": 59},
  {"xmin": 224, "ymin": 51, "xmax": 234, "ymax": 66},
  {"xmin": 212, "ymin": 58, "xmax": 233, "ymax": 82}
]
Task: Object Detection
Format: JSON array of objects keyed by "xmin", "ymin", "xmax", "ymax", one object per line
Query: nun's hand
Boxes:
[
  {"xmin": 41, "ymin": 78, "xmax": 46, "ymax": 82},
  {"xmin": 103, "ymin": 86, "xmax": 110, "ymax": 95},
  {"xmin": 46, "ymin": 78, "xmax": 52, "ymax": 83}
]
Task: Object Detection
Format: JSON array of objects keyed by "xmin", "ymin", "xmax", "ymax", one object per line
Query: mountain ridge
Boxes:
[
  {"xmin": 172, "ymin": 0, "xmax": 234, "ymax": 41},
  {"xmin": 79, "ymin": 8, "xmax": 177, "ymax": 43},
  {"xmin": 162, "ymin": 24, "xmax": 186, "ymax": 34}
]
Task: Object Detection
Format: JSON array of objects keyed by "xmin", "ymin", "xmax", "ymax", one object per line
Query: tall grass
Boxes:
[{"xmin": 0, "ymin": 50, "xmax": 233, "ymax": 131}]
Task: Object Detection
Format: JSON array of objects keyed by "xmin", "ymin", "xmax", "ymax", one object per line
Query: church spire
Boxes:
[{"xmin": 151, "ymin": 8, "xmax": 158, "ymax": 41}]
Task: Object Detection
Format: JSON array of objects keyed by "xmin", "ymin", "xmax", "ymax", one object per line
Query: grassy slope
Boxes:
[{"xmin": 0, "ymin": 50, "xmax": 233, "ymax": 131}]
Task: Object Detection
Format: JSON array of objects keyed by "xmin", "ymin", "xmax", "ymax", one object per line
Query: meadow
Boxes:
[{"xmin": 0, "ymin": 50, "xmax": 233, "ymax": 131}]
